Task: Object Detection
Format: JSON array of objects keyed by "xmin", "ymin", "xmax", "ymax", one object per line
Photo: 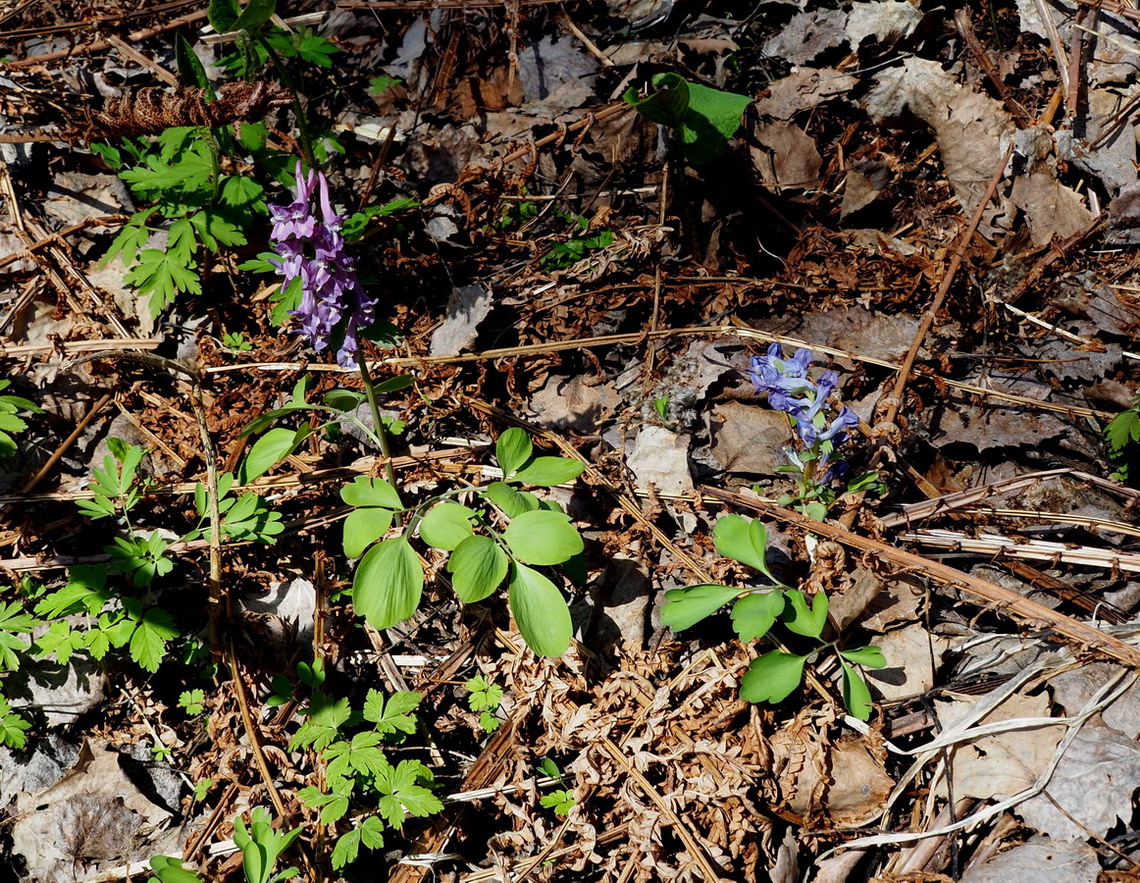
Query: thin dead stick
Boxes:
[
  {"xmin": 879, "ymin": 143, "xmax": 1014, "ymax": 429},
  {"xmin": 20, "ymin": 392, "xmax": 112, "ymax": 493},
  {"xmin": 700, "ymin": 486, "xmax": 1140, "ymax": 668}
]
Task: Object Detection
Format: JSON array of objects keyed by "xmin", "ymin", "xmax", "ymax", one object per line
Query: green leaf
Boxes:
[
  {"xmin": 239, "ymin": 426, "xmax": 308, "ymax": 483},
  {"xmin": 660, "ymin": 584, "xmax": 741, "ymax": 631},
  {"xmin": 189, "ymin": 210, "xmax": 247, "ymax": 250},
  {"xmin": 340, "ymin": 477, "xmax": 402, "ymax": 510},
  {"xmin": 372, "ymin": 374, "xmax": 415, "ymax": 394},
  {"xmin": 1107, "ymin": 405, "xmax": 1140, "ymax": 452},
  {"xmin": 447, "ymin": 534, "xmax": 509, "ymax": 603},
  {"xmin": 623, "ymin": 72, "xmax": 690, "ymax": 127},
  {"xmin": 540, "ymin": 789, "xmax": 575, "ymax": 816},
  {"xmin": 496, "ymin": 427, "xmax": 532, "ymax": 477},
  {"xmin": 290, "ymin": 695, "xmax": 350, "ymax": 751},
  {"xmin": 298, "ymin": 786, "xmax": 349, "ymax": 825},
  {"xmin": 508, "ymin": 563, "xmax": 572, "ymax": 657},
  {"xmin": 739, "ymin": 651, "xmax": 808, "ymax": 704},
  {"xmin": 418, "ymin": 503, "xmax": 475, "ymax": 550},
  {"xmin": 148, "ymin": 855, "xmax": 206, "ymax": 883},
  {"xmin": 465, "ymin": 675, "xmax": 503, "ymax": 712},
  {"xmin": 130, "ymin": 608, "xmax": 179, "ymax": 672},
  {"xmin": 353, "ymin": 537, "xmax": 423, "ymax": 629},
  {"xmin": 838, "ymin": 645, "xmax": 887, "ymax": 669},
  {"xmin": 323, "ymin": 389, "xmax": 366, "ymax": 411},
  {"xmin": 208, "ymin": 0, "xmax": 240, "ymax": 32},
  {"xmin": 0, "ymin": 698, "xmax": 30, "ymax": 749},
  {"xmin": 501, "ymin": 510, "xmax": 583, "ymax": 565},
  {"xmin": 483, "ymin": 481, "xmax": 539, "ymax": 518},
  {"xmin": 101, "ymin": 210, "xmax": 155, "ymax": 267},
  {"xmin": 174, "ymin": 34, "xmax": 214, "ymax": 95},
  {"xmin": 782, "ymin": 590, "xmax": 828, "ymax": 639},
  {"xmin": 512, "ymin": 457, "xmax": 584, "ymax": 487},
  {"xmin": 841, "ymin": 660, "xmax": 874, "ymax": 721},
  {"xmin": 713, "ymin": 515, "xmax": 780, "ymax": 582},
  {"xmin": 681, "ymin": 79, "xmax": 752, "ymax": 164},
  {"xmin": 220, "ymin": 174, "xmax": 265, "ymax": 211},
  {"xmin": 363, "ymin": 688, "xmax": 421, "ymax": 735},
  {"xmin": 123, "ymin": 247, "xmax": 202, "ymax": 315},
  {"xmin": 342, "ymin": 507, "xmax": 394, "ymax": 559},
  {"xmin": 730, "ymin": 591, "xmax": 785, "ymax": 641},
  {"xmin": 375, "ymin": 759, "xmax": 443, "ymax": 827}
]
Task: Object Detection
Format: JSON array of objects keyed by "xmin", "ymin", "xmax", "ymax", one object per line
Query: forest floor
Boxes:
[{"xmin": 2, "ymin": 1, "xmax": 1140, "ymax": 881}]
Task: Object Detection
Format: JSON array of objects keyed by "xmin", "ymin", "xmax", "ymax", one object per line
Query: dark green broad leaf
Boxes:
[
  {"xmin": 324, "ymin": 389, "xmax": 366, "ymax": 412},
  {"xmin": 372, "ymin": 374, "xmax": 415, "ymax": 394},
  {"xmin": 838, "ymin": 645, "xmax": 887, "ymax": 669},
  {"xmin": 782, "ymin": 590, "xmax": 829, "ymax": 639},
  {"xmin": 739, "ymin": 651, "xmax": 808, "ymax": 704},
  {"xmin": 353, "ymin": 537, "xmax": 423, "ymax": 629},
  {"xmin": 731, "ymin": 590, "xmax": 786, "ymax": 642},
  {"xmin": 340, "ymin": 477, "xmax": 402, "ymax": 510},
  {"xmin": 512, "ymin": 456, "xmax": 584, "ymax": 487},
  {"xmin": 418, "ymin": 503, "xmax": 475, "ymax": 551},
  {"xmin": 207, "ymin": 0, "xmax": 240, "ymax": 33},
  {"xmin": 660, "ymin": 584, "xmax": 741, "ymax": 631},
  {"xmin": 495, "ymin": 427, "xmax": 532, "ymax": 478},
  {"xmin": 508, "ymin": 563, "xmax": 571, "ymax": 656},
  {"xmin": 713, "ymin": 514, "xmax": 780, "ymax": 583},
  {"xmin": 624, "ymin": 72, "xmax": 751, "ymax": 164},
  {"xmin": 342, "ymin": 507, "xmax": 394, "ymax": 559},
  {"xmin": 238, "ymin": 424, "xmax": 310, "ymax": 483},
  {"xmin": 174, "ymin": 35, "xmax": 215, "ymax": 96},
  {"xmin": 210, "ymin": 0, "xmax": 275, "ymax": 33},
  {"xmin": 840, "ymin": 660, "xmax": 874, "ymax": 721},
  {"xmin": 483, "ymin": 481, "xmax": 539, "ymax": 518},
  {"xmin": 501, "ymin": 510, "xmax": 583, "ymax": 565},
  {"xmin": 448, "ymin": 534, "xmax": 509, "ymax": 603}
]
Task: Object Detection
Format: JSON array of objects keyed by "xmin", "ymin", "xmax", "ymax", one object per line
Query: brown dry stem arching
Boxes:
[{"xmin": 70, "ymin": 80, "xmax": 290, "ymax": 142}]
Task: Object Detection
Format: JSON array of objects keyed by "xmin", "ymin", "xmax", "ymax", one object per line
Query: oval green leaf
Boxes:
[
  {"xmin": 343, "ymin": 507, "xmax": 394, "ymax": 558},
  {"xmin": 739, "ymin": 651, "xmax": 808, "ymax": 704},
  {"xmin": 660, "ymin": 584, "xmax": 741, "ymax": 631},
  {"xmin": 838, "ymin": 645, "xmax": 887, "ymax": 670},
  {"xmin": 352, "ymin": 537, "xmax": 423, "ymax": 630},
  {"xmin": 496, "ymin": 428, "xmax": 532, "ymax": 477},
  {"xmin": 508, "ymin": 563, "xmax": 571, "ymax": 656},
  {"xmin": 731, "ymin": 590, "xmax": 786, "ymax": 641},
  {"xmin": 418, "ymin": 502, "xmax": 475, "ymax": 551},
  {"xmin": 238, "ymin": 426, "xmax": 304, "ymax": 483},
  {"xmin": 483, "ymin": 481, "xmax": 539, "ymax": 518},
  {"xmin": 512, "ymin": 456, "xmax": 584, "ymax": 487},
  {"xmin": 713, "ymin": 514, "xmax": 778, "ymax": 582},
  {"xmin": 501, "ymin": 510, "xmax": 583, "ymax": 565},
  {"xmin": 340, "ymin": 477, "xmax": 402, "ymax": 510},
  {"xmin": 782, "ymin": 590, "xmax": 829, "ymax": 639},
  {"xmin": 841, "ymin": 660, "xmax": 874, "ymax": 721},
  {"xmin": 448, "ymin": 535, "xmax": 509, "ymax": 602}
]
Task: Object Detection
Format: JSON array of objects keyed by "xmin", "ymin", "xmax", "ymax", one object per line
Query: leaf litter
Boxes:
[{"xmin": 2, "ymin": 0, "xmax": 1140, "ymax": 880}]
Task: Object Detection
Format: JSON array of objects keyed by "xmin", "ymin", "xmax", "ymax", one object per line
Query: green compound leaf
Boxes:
[
  {"xmin": 739, "ymin": 650, "xmax": 808, "ymax": 704},
  {"xmin": 483, "ymin": 481, "xmax": 539, "ymax": 518},
  {"xmin": 340, "ymin": 476, "xmax": 402, "ymax": 510},
  {"xmin": 1107, "ymin": 405, "xmax": 1140, "ymax": 452},
  {"xmin": 838, "ymin": 645, "xmax": 887, "ymax": 669},
  {"xmin": 418, "ymin": 502, "xmax": 475, "ymax": 551},
  {"xmin": 731, "ymin": 590, "xmax": 786, "ymax": 642},
  {"xmin": 342, "ymin": 507, "xmax": 394, "ymax": 559},
  {"xmin": 123, "ymin": 248, "xmax": 202, "ymax": 317},
  {"xmin": 841, "ymin": 659, "xmax": 874, "ymax": 721},
  {"xmin": 496, "ymin": 427, "xmax": 533, "ymax": 477},
  {"xmin": 353, "ymin": 537, "xmax": 424, "ymax": 630},
  {"xmin": 713, "ymin": 514, "xmax": 780, "ymax": 582},
  {"xmin": 660, "ymin": 584, "xmax": 741, "ymax": 631},
  {"xmin": 363, "ymin": 688, "xmax": 421, "ymax": 735},
  {"xmin": 129, "ymin": 607, "xmax": 179, "ymax": 673},
  {"xmin": 508, "ymin": 562, "xmax": 572, "ymax": 657},
  {"xmin": 512, "ymin": 456, "xmax": 584, "ymax": 487},
  {"xmin": 448, "ymin": 534, "xmax": 509, "ymax": 603},
  {"xmin": 501, "ymin": 510, "xmax": 583, "ymax": 565},
  {"xmin": 782, "ymin": 590, "xmax": 829, "ymax": 639}
]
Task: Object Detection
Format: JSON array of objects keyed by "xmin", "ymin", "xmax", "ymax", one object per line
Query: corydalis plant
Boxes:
[
  {"xmin": 270, "ymin": 162, "xmax": 377, "ymax": 366},
  {"xmin": 750, "ymin": 344, "xmax": 864, "ymax": 518}
]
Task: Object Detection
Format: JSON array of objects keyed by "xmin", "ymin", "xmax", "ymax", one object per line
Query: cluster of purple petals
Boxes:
[
  {"xmin": 750, "ymin": 343, "xmax": 859, "ymax": 469},
  {"xmin": 269, "ymin": 162, "xmax": 377, "ymax": 367}
]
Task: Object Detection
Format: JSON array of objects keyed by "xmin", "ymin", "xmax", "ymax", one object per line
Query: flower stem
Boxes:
[{"xmin": 357, "ymin": 351, "xmax": 398, "ymax": 489}]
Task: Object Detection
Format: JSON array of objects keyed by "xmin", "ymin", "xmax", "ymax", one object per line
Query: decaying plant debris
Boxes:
[{"xmin": 2, "ymin": 0, "xmax": 1140, "ymax": 881}]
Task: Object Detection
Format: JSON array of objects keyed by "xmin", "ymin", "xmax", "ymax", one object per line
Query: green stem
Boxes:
[
  {"xmin": 257, "ymin": 35, "xmax": 316, "ymax": 168},
  {"xmin": 357, "ymin": 351, "xmax": 398, "ymax": 489}
]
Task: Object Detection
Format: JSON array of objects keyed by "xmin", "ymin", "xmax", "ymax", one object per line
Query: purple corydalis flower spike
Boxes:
[{"xmin": 268, "ymin": 163, "xmax": 378, "ymax": 366}]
